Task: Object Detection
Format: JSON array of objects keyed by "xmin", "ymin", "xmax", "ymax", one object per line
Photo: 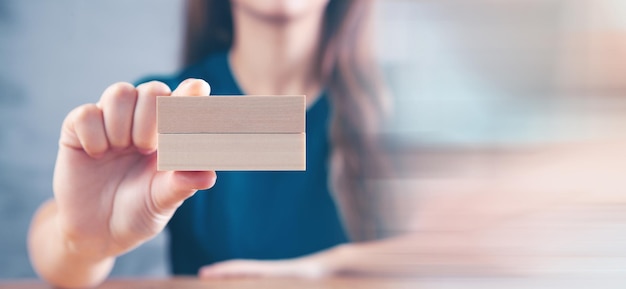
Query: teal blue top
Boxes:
[{"xmin": 144, "ymin": 51, "xmax": 348, "ymax": 275}]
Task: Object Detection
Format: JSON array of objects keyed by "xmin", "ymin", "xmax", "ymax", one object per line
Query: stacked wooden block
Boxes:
[{"xmin": 157, "ymin": 95, "xmax": 306, "ymax": 171}]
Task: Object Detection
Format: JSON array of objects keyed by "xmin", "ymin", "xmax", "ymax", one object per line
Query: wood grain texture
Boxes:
[
  {"xmin": 157, "ymin": 133, "xmax": 306, "ymax": 171},
  {"xmin": 157, "ymin": 95, "xmax": 305, "ymax": 133},
  {"xmin": 0, "ymin": 277, "xmax": 427, "ymax": 289}
]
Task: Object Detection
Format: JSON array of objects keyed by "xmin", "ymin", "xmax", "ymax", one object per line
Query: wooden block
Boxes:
[
  {"xmin": 157, "ymin": 133, "xmax": 306, "ymax": 171},
  {"xmin": 157, "ymin": 95, "xmax": 305, "ymax": 134},
  {"xmin": 157, "ymin": 95, "xmax": 306, "ymax": 171}
]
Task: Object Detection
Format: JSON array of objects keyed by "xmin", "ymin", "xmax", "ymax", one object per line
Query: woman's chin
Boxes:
[{"xmin": 231, "ymin": 0, "xmax": 330, "ymax": 23}]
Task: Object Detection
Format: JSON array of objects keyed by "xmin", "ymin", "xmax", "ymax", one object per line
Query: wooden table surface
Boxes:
[
  {"xmin": 1, "ymin": 276, "xmax": 623, "ymax": 289},
  {"xmin": 0, "ymin": 277, "xmax": 421, "ymax": 289}
]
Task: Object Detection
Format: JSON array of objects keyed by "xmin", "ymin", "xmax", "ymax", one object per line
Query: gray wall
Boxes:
[{"xmin": 0, "ymin": 0, "xmax": 183, "ymax": 278}]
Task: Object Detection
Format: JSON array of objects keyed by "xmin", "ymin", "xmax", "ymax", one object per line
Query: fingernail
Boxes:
[{"xmin": 178, "ymin": 78, "xmax": 196, "ymax": 89}]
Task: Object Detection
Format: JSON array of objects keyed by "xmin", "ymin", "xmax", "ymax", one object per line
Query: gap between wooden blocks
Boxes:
[{"xmin": 157, "ymin": 95, "xmax": 306, "ymax": 171}]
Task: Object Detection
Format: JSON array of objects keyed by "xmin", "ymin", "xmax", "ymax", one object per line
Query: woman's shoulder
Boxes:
[{"xmin": 135, "ymin": 51, "xmax": 230, "ymax": 90}]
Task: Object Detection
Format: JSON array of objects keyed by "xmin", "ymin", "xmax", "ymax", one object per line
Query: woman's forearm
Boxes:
[
  {"xmin": 28, "ymin": 200, "xmax": 115, "ymax": 289},
  {"xmin": 326, "ymin": 233, "xmax": 501, "ymax": 277}
]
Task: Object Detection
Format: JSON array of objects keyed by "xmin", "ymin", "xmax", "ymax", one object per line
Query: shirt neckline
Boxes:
[{"xmin": 222, "ymin": 50, "xmax": 327, "ymax": 113}]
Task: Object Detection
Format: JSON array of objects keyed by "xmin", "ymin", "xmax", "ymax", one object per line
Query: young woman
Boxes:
[
  {"xmin": 28, "ymin": 0, "xmax": 397, "ymax": 287},
  {"xmin": 32, "ymin": 1, "xmax": 626, "ymax": 287}
]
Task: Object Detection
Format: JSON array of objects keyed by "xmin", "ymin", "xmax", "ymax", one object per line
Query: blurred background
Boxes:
[
  {"xmin": 0, "ymin": 0, "xmax": 182, "ymax": 278},
  {"xmin": 2, "ymin": 0, "xmax": 626, "ymax": 280}
]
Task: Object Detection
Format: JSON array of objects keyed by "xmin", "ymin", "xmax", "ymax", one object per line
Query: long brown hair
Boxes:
[{"xmin": 184, "ymin": 0, "xmax": 391, "ymax": 241}]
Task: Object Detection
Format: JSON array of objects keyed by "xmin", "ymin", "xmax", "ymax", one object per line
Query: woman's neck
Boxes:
[{"xmin": 229, "ymin": 6, "xmax": 325, "ymax": 105}]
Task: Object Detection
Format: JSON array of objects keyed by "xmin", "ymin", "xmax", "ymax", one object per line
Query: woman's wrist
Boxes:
[
  {"xmin": 54, "ymin": 210, "xmax": 115, "ymax": 264},
  {"xmin": 29, "ymin": 201, "xmax": 115, "ymax": 288}
]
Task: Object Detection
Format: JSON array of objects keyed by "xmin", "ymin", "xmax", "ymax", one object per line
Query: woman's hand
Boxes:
[
  {"xmin": 198, "ymin": 244, "xmax": 356, "ymax": 279},
  {"xmin": 29, "ymin": 78, "xmax": 217, "ymax": 288},
  {"xmin": 54, "ymin": 78, "xmax": 216, "ymax": 259},
  {"xmin": 198, "ymin": 247, "xmax": 345, "ymax": 279}
]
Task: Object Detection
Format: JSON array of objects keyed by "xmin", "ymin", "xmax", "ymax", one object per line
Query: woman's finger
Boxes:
[
  {"xmin": 148, "ymin": 78, "xmax": 215, "ymax": 214},
  {"xmin": 61, "ymin": 104, "xmax": 109, "ymax": 158},
  {"xmin": 149, "ymin": 170, "xmax": 217, "ymax": 216},
  {"xmin": 171, "ymin": 78, "xmax": 211, "ymax": 97},
  {"xmin": 133, "ymin": 81, "xmax": 171, "ymax": 154},
  {"xmin": 97, "ymin": 82, "xmax": 138, "ymax": 150}
]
